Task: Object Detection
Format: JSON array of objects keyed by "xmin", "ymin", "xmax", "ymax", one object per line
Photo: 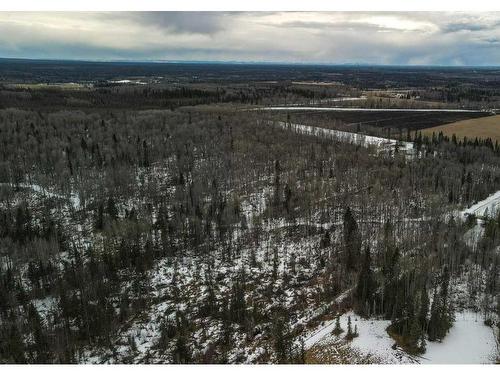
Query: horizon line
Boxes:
[{"xmin": 1, "ymin": 56, "xmax": 500, "ymax": 69}]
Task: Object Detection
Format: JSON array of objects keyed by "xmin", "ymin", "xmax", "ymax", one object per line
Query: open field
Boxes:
[
  {"xmin": 266, "ymin": 110, "xmax": 490, "ymax": 131},
  {"xmin": 7, "ymin": 82, "xmax": 92, "ymax": 90},
  {"xmin": 423, "ymin": 115, "xmax": 500, "ymax": 142}
]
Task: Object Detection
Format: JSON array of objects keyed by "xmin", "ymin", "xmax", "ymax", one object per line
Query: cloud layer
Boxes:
[{"xmin": 0, "ymin": 12, "xmax": 500, "ymax": 65}]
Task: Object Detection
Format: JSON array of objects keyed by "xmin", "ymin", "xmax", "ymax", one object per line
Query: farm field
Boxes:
[
  {"xmin": 266, "ymin": 110, "xmax": 490, "ymax": 132},
  {"xmin": 423, "ymin": 115, "xmax": 500, "ymax": 142},
  {"xmin": 261, "ymin": 110, "xmax": 493, "ymax": 141}
]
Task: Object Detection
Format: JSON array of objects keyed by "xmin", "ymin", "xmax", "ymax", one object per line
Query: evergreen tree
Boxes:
[
  {"xmin": 172, "ymin": 335, "xmax": 191, "ymax": 364},
  {"xmin": 418, "ymin": 285, "xmax": 430, "ymax": 331},
  {"xmin": 333, "ymin": 315, "xmax": 343, "ymax": 335},
  {"xmin": 407, "ymin": 314, "xmax": 423, "ymax": 353},
  {"xmin": 427, "ymin": 269, "xmax": 454, "ymax": 342},
  {"xmin": 94, "ymin": 203, "xmax": 104, "ymax": 230},
  {"xmin": 272, "ymin": 313, "xmax": 291, "ymax": 363},
  {"xmin": 229, "ymin": 271, "xmax": 247, "ymax": 324},
  {"xmin": 345, "ymin": 316, "xmax": 354, "ymax": 340},
  {"xmin": 427, "ymin": 291, "xmax": 440, "ymax": 342},
  {"xmin": 107, "ymin": 196, "xmax": 118, "ymax": 221},
  {"xmin": 355, "ymin": 247, "xmax": 376, "ymax": 316},
  {"xmin": 343, "ymin": 207, "xmax": 361, "ymax": 271},
  {"xmin": 27, "ymin": 303, "xmax": 51, "ymax": 363}
]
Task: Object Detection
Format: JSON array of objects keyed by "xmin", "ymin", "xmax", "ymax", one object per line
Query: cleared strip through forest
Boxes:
[
  {"xmin": 257, "ymin": 107, "xmax": 487, "ymax": 113},
  {"xmin": 267, "ymin": 120, "xmax": 414, "ymax": 155}
]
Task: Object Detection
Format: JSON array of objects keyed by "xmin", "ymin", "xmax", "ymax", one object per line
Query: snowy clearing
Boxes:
[
  {"xmin": 422, "ymin": 311, "xmax": 497, "ymax": 364},
  {"xmin": 305, "ymin": 310, "xmax": 497, "ymax": 364},
  {"xmin": 303, "ymin": 311, "xmax": 414, "ymax": 363},
  {"xmin": 461, "ymin": 190, "xmax": 500, "ymax": 219}
]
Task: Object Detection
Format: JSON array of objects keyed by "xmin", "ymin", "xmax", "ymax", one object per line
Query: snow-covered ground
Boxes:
[
  {"xmin": 304, "ymin": 319, "xmax": 339, "ymax": 350},
  {"xmin": 258, "ymin": 107, "xmax": 484, "ymax": 113},
  {"xmin": 271, "ymin": 121, "xmax": 414, "ymax": 155},
  {"xmin": 303, "ymin": 311, "xmax": 415, "ymax": 363},
  {"xmin": 422, "ymin": 311, "xmax": 498, "ymax": 364},
  {"xmin": 461, "ymin": 190, "xmax": 500, "ymax": 219},
  {"xmin": 32, "ymin": 296, "xmax": 58, "ymax": 322},
  {"xmin": 0, "ymin": 182, "xmax": 81, "ymax": 210},
  {"xmin": 108, "ymin": 79, "xmax": 147, "ymax": 85},
  {"xmin": 304, "ymin": 310, "xmax": 498, "ymax": 364}
]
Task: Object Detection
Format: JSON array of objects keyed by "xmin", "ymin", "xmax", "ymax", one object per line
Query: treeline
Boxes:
[{"xmin": 0, "ymin": 83, "xmax": 350, "ymax": 111}]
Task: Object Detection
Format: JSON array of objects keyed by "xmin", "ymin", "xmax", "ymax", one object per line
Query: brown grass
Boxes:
[
  {"xmin": 305, "ymin": 337, "xmax": 379, "ymax": 364},
  {"xmin": 422, "ymin": 114, "xmax": 500, "ymax": 143}
]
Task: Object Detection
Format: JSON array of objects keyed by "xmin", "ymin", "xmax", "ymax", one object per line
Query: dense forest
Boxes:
[{"xmin": 0, "ymin": 63, "xmax": 499, "ymax": 363}]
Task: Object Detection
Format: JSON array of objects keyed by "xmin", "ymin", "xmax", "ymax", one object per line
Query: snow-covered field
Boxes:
[
  {"xmin": 422, "ymin": 311, "xmax": 498, "ymax": 364},
  {"xmin": 304, "ymin": 311, "xmax": 498, "ymax": 364}
]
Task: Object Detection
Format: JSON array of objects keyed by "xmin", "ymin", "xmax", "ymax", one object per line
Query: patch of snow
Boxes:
[
  {"xmin": 422, "ymin": 311, "xmax": 497, "ymax": 364},
  {"xmin": 461, "ymin": 190, "xmax": 500, "ymax": 219},
  {"xmin": 303, "ymin": 311, "xmax": 414, "ymax": 363},
  {"xmin": 32, "ymin": 296, "xmax": 57, "ymax": 321},
  {"xmin": 0, "ymin": 182, "xmax": 81, "ymax": 210},
  {"xmin": 304, "ymin": 319, "xmax": 339, "ymax": 349},
  {"xmin": 305, "ymin": 310, "xmax": 498, "ymax": 364}
]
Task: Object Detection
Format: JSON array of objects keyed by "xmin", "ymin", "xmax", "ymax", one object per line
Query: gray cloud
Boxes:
[
  {"xmin": 0, "ymin": 12, "xmax": 499, "ymax": 65},
  {"xmin": 122, "ymin": 12, "xmax": 229, "ymax": 35},
  {"xmin": 442, "ymin": 22, "xmax": 490, "ymax": 33},
  {"xmin": 278, "ymin": 20, "xmax": 374, "ymax": 31},
  {"xmin": 481, "ymin": 37, "xmax": 500, "ymax": 45}
]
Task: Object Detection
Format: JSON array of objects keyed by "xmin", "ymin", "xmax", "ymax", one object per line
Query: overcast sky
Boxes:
[{"xmin": 1, "ymin": 12, "xmax": 500, "ymax": 65}]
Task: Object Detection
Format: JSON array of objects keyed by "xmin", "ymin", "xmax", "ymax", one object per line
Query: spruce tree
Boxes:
[
  {"xmin": 172, "ymin": 335, "xmax": 191, "ymax": 364},
  {"xmin": 333, "ymin": 315, "xmax": 343, "ymax": 335},
  {"xmin": 428, "ymin": 290, "xmax": 440, "ymax": 341},
  {"xmin": 343, "ymin": 207, "xmax": 361, "ymax": 271},
  {"xmin": 345, "ymin": 316, "xmax": 354, "ymax": 340},
  {"xmin": 272, "ymin": 313, "xmax": 291, "ymax": 363},
  {"xmin": 418, "ymin": 285, "xmax": 430, "ymax": 331},
  {"xmin": 407, "ymin": 314, "xmax": 423, "ymax": 353},
  {"xmin": 355, "ymin": 246, "xmax": 376, "ymax": 316},
  {"xmin": 427, "ymin": 269, "xmax": 454, "ymax": 342}
]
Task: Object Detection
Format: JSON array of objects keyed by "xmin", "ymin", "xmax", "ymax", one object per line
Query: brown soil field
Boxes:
[{"xmin": 423, "ymin": 114, "xmax": 500, "ymax": 142}]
